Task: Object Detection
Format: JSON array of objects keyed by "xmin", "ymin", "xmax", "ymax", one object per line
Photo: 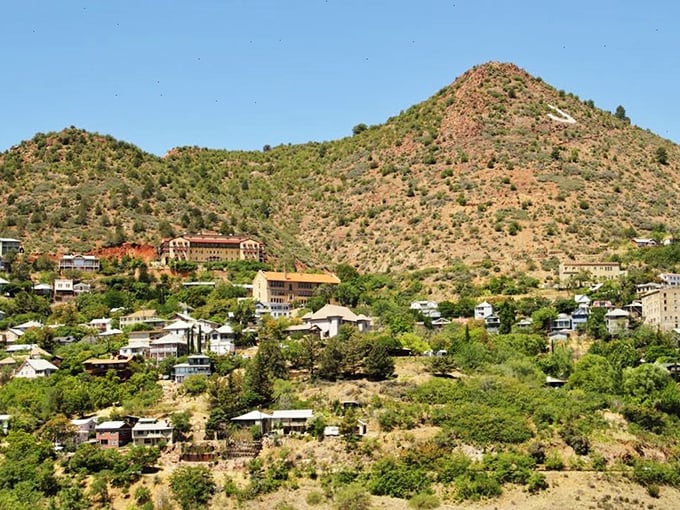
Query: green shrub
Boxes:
[
  {"xmin": 369, "ymin": 457, "xmax": 430, "ymax": 499},
  {"xmin": 647, "ymin": 484, "xmax": 660, "ymax": 498},
  {"xmin": 436, "ymin": 453, "xmax": 472, "ymax": 483},
  {"xmin": 526, "ymin": 472, "xmax": 548, "ymax": 493},
  {"xmin": 408, "ymin": 492, "xmax": 440, "ymax": 509},
  {"xmin": 306, "ymin": 490, "xmax": 325, "ymax": 506},
  {"xmin": 545, "ymin": 452, "xmax": 564, "ymax": 470},
  {"xmin": 483, "ymin": 452, "xmax": 535, "ymax": 485},
  {"xmin": 334, "ymin": 484, "xmax": 371, "ymax": 510},
  {"xmin": 454, "ymin": 471, "xmax": 502, "ymax": 501}
]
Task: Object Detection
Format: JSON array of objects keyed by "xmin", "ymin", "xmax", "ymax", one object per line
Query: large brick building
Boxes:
[
  {"xmin": 641, "ymin": 287, "xmax": 680, "ymax": 332},
  {"xmin": 158, "ymin": 234, "xmax": 265, "ymax": 263},
  {"xmin": 252, "ymin": 271, "xmax": 341, "ymax": 316}
]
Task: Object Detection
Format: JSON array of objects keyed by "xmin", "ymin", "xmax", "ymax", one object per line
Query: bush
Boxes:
[
  {"xmin": 647, "ymin": 484, "xmax": 660, "ymax": 498},
  {"xmin": 455, "ymin": 471, "xmax": 502, "ymax": 501},
  {"xmin": 306, "ymin": 490, "xmax": 325, "ymax": 505},
  {"xmin": 369, "ymin": 457, "xmax": 430, "ymax": 499},
  {"xmin": 545, "ymin": 452, "xmax": 565, "ymax": 471},
  {"xmin": 334, "ymin": 484, "xmax": 371, "ymax": 510},
  {"xmin": 408, "ymin": 492, "xmax": 440, "ymax": 509},
  {"xmin": 526, "ymin": 472, "xmax": 548, "ymax": 493}
]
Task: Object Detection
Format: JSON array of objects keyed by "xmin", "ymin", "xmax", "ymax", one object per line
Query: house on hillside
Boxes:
[
  {"xmin": 149, "ymin": 334, "xmax": 188, "ymax": 362},
  {"xmin": 551, "ymin": 313, "xmax": 573, "ymax": 332},
  {"xmin": 58, "ymin": 254, "xmax": 100, "ymax": 273},
  {"xmin": 71, "ymin": 417, "xmax": 97, "ymax": 445},
  {"xmin": 15, "ymin": 358, "xmax": 58, "ymax": 379},
  {"xmin": 83, "ymin": 356, "xmax": 133, "ymax": 380},
  {"xmin": 409, "ymin": 301, "xmax": 441, "ymax": 319},
  {"xmin": 173, "ymin": 354, "xmax": 211, "ymax": 383},
  {"xmin": 659, "ymin": 273, "xmax": 680, "ymax": 287},
  {"xmin": 208, "ymin": 324, "xmax": 236, "ymax": 355},
  {"xmin": 95, "ymin": 421, "xmax": 132, "ymax": 448},
  {"xmin": 0, "ymin": 414, "xmax": 10, "ymax": 434},
  {"xmin": 301, "ymin": 304, "xmax": 372, "ymax": 338},
  {"xmin": 252, "ymin": 271, "xmax": 341, "ymax": 317},
  {"xmin": 484, "ymin": 314, "xmax": 500, "ymax": 333},
  {"xmin": 605, "ymin": 308, "xmax": 630, "ymax": 336},
  {"xmin": 53, "ymin": 278, "xmax": 75, "ymax": 301},
  {"xmin": 632, "ymin": 238, "xmax": 658, "ymax": 248},
  {"xmin": 474, "ymin": 301, "xmax": 493, "ymax": 320},
  {"xmin": 158, "ymin": 234, "xmax": 265, "ymax": 263},
  {"xmin": 231, "ymin": 410, "xmax": 273, "ymax": 435},
  {"xmin": 271, "ymin": 409, "xmax": 314, "ymax": 434},
  {"xmin": 132, "ymin": 418, "xmax": 173, "ymax": 446},
  {"xmin": 119, "ymin": 309, "xmax": 160, "ymax": 329}
]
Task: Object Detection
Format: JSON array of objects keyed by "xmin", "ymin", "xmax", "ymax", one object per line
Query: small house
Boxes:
[
  {"xmin": 173, "ymin": 354, "xmax": 211, "ymax": 383},
  {"xmin": 95, "ymin": 421, "xmax": 132, "ymax": 448},
  {"xmin": 83, "ymin": 356, "xmax": 133, "ymax": 380},
  {"xmin": 605, "ymin": 308, "xmax": 630, "ymax": 335},
  {"xmin": 231, "ymin": 410, "xmax": 273, "ymax": 435},
  {"xmin": 71, "ymin": 417, "xmax": 97, "ymax": 445},
  {"xmin": 15, "ymin": 358, "xmax": 58, "ymax": 379},
  {"xmin": 474, "ymin": 301, "xmax": 493, "ymax": 320},
  {"xmin": 131, "ymin": 418, "xmax": 173, "ymax": 446},
  {"xmin": 271, "ymin": 409, "xmax": 313, "ymax": 435}
]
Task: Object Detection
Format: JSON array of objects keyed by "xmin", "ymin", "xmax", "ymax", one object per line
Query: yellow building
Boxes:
[
  {"xmin": 559, "ymin": 262, "xmax": 626, "ymax": 284},
  {"xmin": 252, "ymin": 271, "xmax": 341, "ymax": 311},
  {"xmin": 159, "ymin": 234, "xmax": 265, "ymax": 263},
  {"xmin": 641, "ymin": 287, "xmax": 680, "ymax": 332}
]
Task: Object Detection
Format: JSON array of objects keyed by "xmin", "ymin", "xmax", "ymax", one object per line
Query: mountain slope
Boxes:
[{"xmin": 1, "ymin": 62, "xmax": 678, "ymax": 281}]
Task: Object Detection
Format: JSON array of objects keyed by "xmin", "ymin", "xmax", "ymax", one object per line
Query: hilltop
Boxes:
[{"xmin": 1, "ymin": 62, "xmax": 679, "ymax": 282}]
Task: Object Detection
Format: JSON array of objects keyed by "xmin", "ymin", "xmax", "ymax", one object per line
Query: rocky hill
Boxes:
[{"xmin": 1, "ymin": 62, "xmax": 678, "ymax": 280}]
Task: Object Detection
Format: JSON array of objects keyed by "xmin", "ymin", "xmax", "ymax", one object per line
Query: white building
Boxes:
[
  {"xmin": 301, "ymin": 304, "xmax": 372, "ymax": 338},
  {"xmin": 132, "ymin": 418, "xmax": 173, "ymax": 446},
  {"xmin": 474, "ymin": 301, "xmax": 493, "ymax": 320},
  {"xmin": 15, "ymin": 358, "xmax": 58, "ymax": 378},
  {"xmin": 409, "ymin": 301, "xmax": 441, "ymax": 319}
]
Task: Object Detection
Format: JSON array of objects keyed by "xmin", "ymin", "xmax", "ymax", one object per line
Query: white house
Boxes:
[
  {"xmin": 15, "ymin": 358, "xmax": 58, "ymax": 378},
  {"xmin": 605, "ymin": 308, "xmax": 630, "ymax": 335},
  {"xmin": 209, "ymin": 324, "xmax": 236, "ymax": 355},
  {"xmin": 659, "ymin": 273, "xmax": 680, "ymax": 287},
  {"xmin": 409, "ymin": 301, "xmax": 441, "ymax": 319},
  {"xmin": 132, "ymin": 417, "xmax": 173, "ymax": 446},
  {"xmin": 71, "ymin": 417, "xmax": 97, "ymax": 445},
  {"xmin": 474, "ymin": 301, "xmax": 493, "ymax": 320},
  {"xmin": 301, "ymin": 304, "xmax": 372, "ymax": 338}
]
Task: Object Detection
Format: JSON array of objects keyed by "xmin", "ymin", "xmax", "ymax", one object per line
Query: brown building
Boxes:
[
  {"xmin": 95, "ymin": 421, "xmax": 132, "ymax": 448},
  {"xmin": 559, "ymin": 262, "xmax": 626, "ymax": 285},
  {"xmin": 159, "ymin": 234, "xmax": 265, "ymax": 263},
  {"xmin": 83, "ymin": 356, "xmax": 133, "ymax": 380},
  {"xmin": 252, "ymin": 271, "xmax": 341, "ymax": 316}
]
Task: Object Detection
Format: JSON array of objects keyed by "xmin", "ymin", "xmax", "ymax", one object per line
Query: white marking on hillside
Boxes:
[{"xmin": 547, "ymin": 104, "xmax": 576, "ymax": 124}]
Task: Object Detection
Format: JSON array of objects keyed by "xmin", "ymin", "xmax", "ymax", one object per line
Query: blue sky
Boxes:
[{"xmin": 1, "ymin": 1, "xmax": 678, "ymax": 156}]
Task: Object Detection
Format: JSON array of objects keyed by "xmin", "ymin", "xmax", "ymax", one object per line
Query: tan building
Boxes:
[
  {"xmin": 159, "ymin": 234, "xmax": 265, "ymax": 263},
  {"xmin": 641, "ymin": 287, "xmax": 680, "ymax": 332},
  {"xmin": 559, "ymin": 262, "xmax": 626, "ymax": 284},
  {"xmin": 252, "ymin": 271, "xmax": 341, "ymax": 314}
]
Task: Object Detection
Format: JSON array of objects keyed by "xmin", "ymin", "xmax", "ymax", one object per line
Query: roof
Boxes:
[
  {"xmin": 95, "ymin": 421, "xmax": 128, "ymax": 430},
  {"xmin": 164, "ymin": 320, "xmax": 193, "ymax": 331},
  {"xmin": 271, "ymin": 409, "xmax": 314, "ymax": 420},
  {"xmin": 183, "ymin": 235, "xmax": 251, "ymax": 245},
  {"xmin": 0, "ymin": 277, "xmax": 9, "ymax": 285},
  {"xmin": 132, "ymin": 419, "xmax": 171, "ymax": 431},
  {"xmin": 33, "ymin": 283, "xmax": 52, "ymax": 291},
  {"xmin": 99, "ymin": 328, "xmax": 123, "ymax": 337},
  {"xmin": 16, "ymin": 320, "xmax": 43, "ymax": 329},
  {"xmin": 259, "ymin": 271, "xmax": 340, "ymax": 285},
  {"xmin": 84, "ymin": 357, "xmax": 131, "ymax": 365},
  {"xmin": 151, "ymin": 333, "xmax": 187, "ymax": 345},
  {"xmin": 476, "ymin": 301, "xmax": 492, "ymax": 307},
  {"xmin": 122, "ymin": 309, "xmax": 157, "ymax": 319},
  {"xmin": 0, "ymin": 357, "xmax": 17, "ymax": 365},
  {"xmin": 606, "ymin": 308, "xmax": 630, "ymax": 318},
  {"xmin": 23, "ymin": 358, "xmax": 58, "ymax": 372},
  {"xmin": 72, "ymin": 417, "xmax": 96, "ymax": 426},
  {"xmin": 231, "ymin": 410, "xmax": 272, "ymax": 421},
  {"xmin": 305, "ymin": 304, "xmax": 367, "ymax": 322}
]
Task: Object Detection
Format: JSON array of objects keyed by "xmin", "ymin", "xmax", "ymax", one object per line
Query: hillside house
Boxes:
[
  {"xmin": 0, "ymin": 414, "xmax": 10, "ymax": 434},
  {"xmin": 58, "ymin": 254, "xmax": 100, "ymax": 273},
  {"xmin": 551, "ymin": 313, "xmax": 573, "ymax": 332},
  {"xmin": 409, "ymin": 301, "xmax": 441, "ymax": 319},
  {"xmin": 95, "ymin": 421, "xmax": 132, "ymax": 448},
  {"xmin": 159, "ymin": 234, "xmax": 265, "ymax": 263},
  {"xmin": 252, "ymin": 271, "xmax": 341, "ymax": 316},
  {"xmin": 559, "ymin": 262, "xmax": 626, "ymax": 285},
  {"xmin": 15, "ymin": 358, "xmax": 58, "ymax": 379},
  {"xmin": 149, "ymin": 334, "xmax": 188, "ymax": 362},
  {"xmin": 605, "ymin": 308, "xmax": 630, "ymax": 335},
  {"xmin": 0, "ymin": 238, "xmax": 21, "ymax": 256},
  {"xmin": 231, "ymin": 410, "xmax": 272, "ymax": 435},
  {"xmin": 659, "ymin": 273, "xmax": 680, "ymax": 287},
  {"xmin": 173, "ymin": 354, "xmax": 211, "ymax": 383},
  {"xmin": 53, "ymin": 278, "xmax": 75, "ymax": 301},
  {"xmin": 271, "ymin": 409, "xmax": 314, "ymax": 434},
  {"xmin": 474, "ymin": 301, "xmax": 493, "ymax": 320},
  {"xmin": 88, "ymin": 317, "xmax": 112, "ymax": 334},
  {"xmin": 571, "ymin": 305, "xmax": 589, "ymax": 328},
  {"xmin": 119, "ymin": 309, "xmax": 160, "ymax": 329},
  {"xmin": 208, "ymin": 324, "xmax": 236, "ymax": 355},
  {"xmin": 119, "ymin": 343, "xmax": 150, "ymax": 358},
  {"xmin": 301, "ymin": 304, "xmax": 372, "ymax": 338},
  {"xmin": 83, "ymin": 356, "xmax": 132, "ymax": 380},
  {"xmin": 71, "ymin": 417, "xmax": 97, "ymax": 445},
  {"xmin": 484, "ymin": 314, "xmax": 501, "ymax": 332},
  {"xmin": 632, "ymin": 238, "xmax": 658, "ymax": 248},
  {"xmin": 132, "ymin": 418, "xmax": 172, "ymax": 446}
]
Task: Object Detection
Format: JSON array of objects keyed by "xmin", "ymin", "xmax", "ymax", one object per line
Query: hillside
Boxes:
[{"xmin": 1, "ymin": 62, "xmax": 679, "ymax": 281}]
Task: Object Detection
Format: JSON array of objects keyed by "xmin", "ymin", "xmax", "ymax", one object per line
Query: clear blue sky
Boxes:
[{"xmin": 1, "ymin": 1, "xmax": 678, "ymax": 156}]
